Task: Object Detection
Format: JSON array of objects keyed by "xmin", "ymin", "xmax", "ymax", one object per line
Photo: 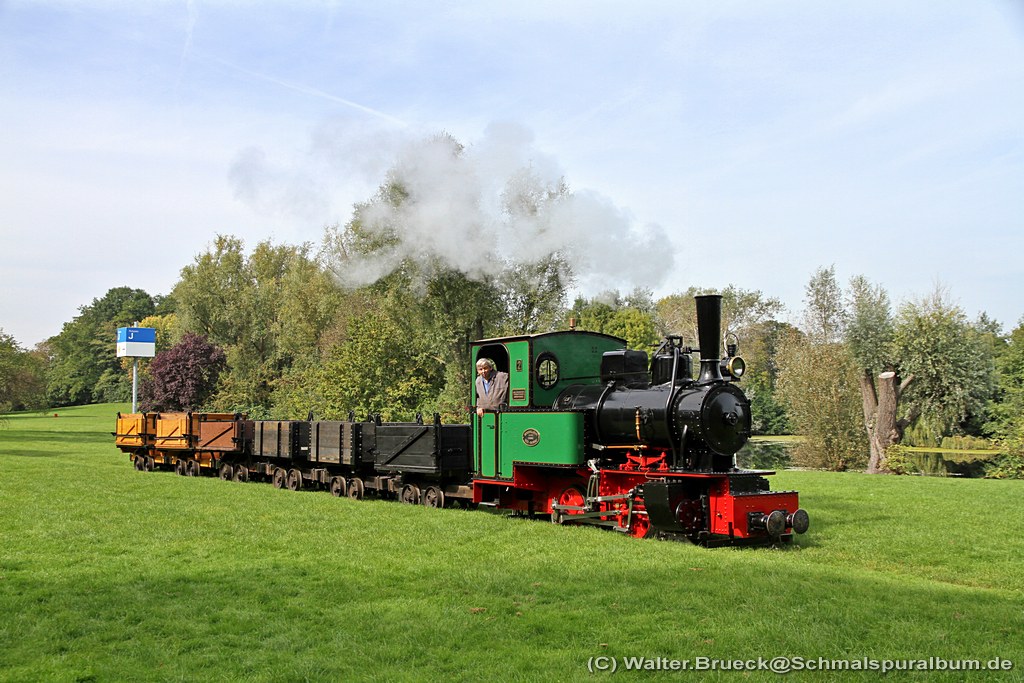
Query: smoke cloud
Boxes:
[{"xmin": 230, "ymin": 121, "xmax": 675, "ymax": 293}]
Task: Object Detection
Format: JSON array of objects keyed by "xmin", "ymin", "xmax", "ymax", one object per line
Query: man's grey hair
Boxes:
[{"xmin": 476, "ymin": 358, "xmax": 496, "ymax": 370}]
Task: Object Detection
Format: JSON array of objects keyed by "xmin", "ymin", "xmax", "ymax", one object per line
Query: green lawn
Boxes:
[{"xmin": 1, "ymin": 405, "xmax": 1022, "ymax": 682}]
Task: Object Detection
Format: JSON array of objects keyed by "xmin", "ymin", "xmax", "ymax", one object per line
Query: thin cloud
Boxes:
[{"xmin": 209, "ymin": 55, "xmax": 408, "ymax": 128}]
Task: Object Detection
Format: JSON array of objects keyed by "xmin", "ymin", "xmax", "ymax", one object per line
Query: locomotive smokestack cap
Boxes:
[{"xmin": 695, "ymin": 294, "xmax": 724, "ymax": 384}]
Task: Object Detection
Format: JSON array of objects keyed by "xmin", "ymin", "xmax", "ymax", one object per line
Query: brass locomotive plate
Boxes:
[{"xmin": 522, "ymin": 428, "xmax": 540, "ymax": 447}]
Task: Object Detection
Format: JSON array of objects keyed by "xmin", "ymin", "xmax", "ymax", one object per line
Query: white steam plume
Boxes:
[{"xmin": 230, "ymin": 121, "xmax": 675, "ymax": 292}]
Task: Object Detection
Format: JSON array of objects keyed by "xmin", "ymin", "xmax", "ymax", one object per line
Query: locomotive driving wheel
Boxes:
[
  {"xmin": 628, "ymin": 503, "xmax": 653, "ymax": 539},
  {"xmin": 551, "ymin": 486, "xmax": 586, "ymax": 525},
  {"xmin": 626, "ymin": 511, "xmax": 651, "ymax": 540}
]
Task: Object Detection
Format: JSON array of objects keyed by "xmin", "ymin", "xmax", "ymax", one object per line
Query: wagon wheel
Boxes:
[
  {"xmin": 219, "ymin": 464, "xmax": 233, "ymax": 481},
  {"xmin": 286, "ymin": 469, "xmax": 303, "ymax": 491},
  {"xmin": 551, "ymin": 486, "xmax": 586, "ymax": 525},
  {"xmin": 233, "ymin": 465, "xmax": 249, "ymax": 483},
  {"xmin": 329, "ymin": 476, "xmax": 347, "ymax": 498},
  {"xmin": 422, "ymin": 486, "xmax": 445, "ymax": 509},
  {"xmin": 272, "ymin": 468, "xmax": 287, "ymax": 489},
  {"xmin": 348, "ymin": 478, "xmax": 364, "ymax": 500},
  {"xmin": 186, "ymin": 459, "xmax": 200, "ymax": 477},
  {"xmin": 134, "ymin": 455, "xmax": 145, "ymax": 471},
  {"xmin": 400, "ymin": 484, "xmax": 421, "ymax": 505},
  {"xmin": 175, "ymin": 460, "xmax": 186, "ymax": 476},
  {"xmin": 145, "ymin": 456, "xmax": 155, "ymax": 471}
]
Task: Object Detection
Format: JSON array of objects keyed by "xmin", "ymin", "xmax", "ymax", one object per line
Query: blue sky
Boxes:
[{"xmin": 1, "ymin": 0, "xmax": 1022, "ymax": 346}]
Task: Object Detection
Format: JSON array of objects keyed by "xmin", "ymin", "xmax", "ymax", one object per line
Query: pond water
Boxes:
[
  {"xmin": 902, "ymin": 450, "xmax": 993, "ymax": 477},
  {"xmin": 736, "ymin": 440, "xmax": 793, "ymax": 470},
  {"xmin": 735, "ymin": 439, "xmax": 997, "ymax": 477}
]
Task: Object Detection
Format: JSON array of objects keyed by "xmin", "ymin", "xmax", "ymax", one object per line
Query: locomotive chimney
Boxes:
[{"xmin": 695, "ymin": 295, "xmax": 724, "ymax": 384}]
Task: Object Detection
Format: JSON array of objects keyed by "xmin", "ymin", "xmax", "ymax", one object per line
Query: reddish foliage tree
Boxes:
[{"xmin": 140, "ymin": 333, "xmax": 226, "ymax": 411}]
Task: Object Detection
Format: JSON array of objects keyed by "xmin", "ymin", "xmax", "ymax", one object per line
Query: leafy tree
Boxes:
[
  {"xmin": 656, "ymin": 285, "xmax": 783, "ymax": 345},
  {"xmin": 788, "ymin": 269, "xmax": 999, "ymax": 473},
  {"xmin": 803, "ymin": 266, "xmax": 846, "ymax": 344},
  {"xmin": 845, "ymin": 278, "xmax": 998, "ymax": 472},
  {"xmin": 604, "ymin": 307, "xmax": 659, "ymax": 351},
  {"xmin": 496, "ymin": 171, "xmax": 574, "ymax": 335},
  {"xmin": 571, "ymin": 289, "xmax": 659, "ymax": 350},
  {"xmin": 174, "ymin": 236, "xmax": 347, "ymax": 413},
  {"xmin": 320, "ymin": 134, "xmax": 575, "ymax": 418},
  {"xmin": 45, "ymin": 287, "xmax": 155, "ymax": 406},
  {"xmin": 92, "ymin": 368, "xmax": 132, "ymax": 404},
  {"xmin": 274, "ymin": 308, "xmax": 444, "ymax": 421},
  {"xmin": 743, "ymin": 320, "xmax": 801, "ymax": 435},
  {"xmin": 987, "ymin": 319, "xmax": 1024, "ymax": 439},
  {"xmin": 776, "ymin": 269, "xmax": 867, "ymax": 469},
  {"xmin": 498, "ymin": 255, "xmax": 573, "ymax": 335},
  {"xmin": 172, "ymin": 235, "xmax": 248, "ymax": 345},
  {"xmin": 845, "ymin": 275, "xmax": 910, "ymax": 472},
  {"xmin": 422, "ymin": 269, "xmax": 507, "ymax": 416},
  {"xmin": 893, "ymin": 288, "xmax": 996, "ymax": 437},
  {"xmin": 984, "ymin": 319, "xmax": 1024, "ymax": 477},
  {"xmin": 0, "ymin": 331, "xmax": 47, "ymax": 412},
  {"xmin": 777, "ymin": 339, "xmax": 867, "ymax": 470},
  {"xmin": 139, "ymin": 333, "xmax": 226, "ymax": 412}
]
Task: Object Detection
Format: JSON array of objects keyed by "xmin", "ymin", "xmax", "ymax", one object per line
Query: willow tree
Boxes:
[
  {"xmin": 893, "ymin": 289, "xmax": 996, "ymax": 441},
  {"xmin": 848, "ymin": 278, "xmax": 998, "ymax": 471},
  {"xmin": 846, "ymin": 275, "xmax": 908, "ymax": 473},
  {"xmin": 782, "ymin": 264, "xmax": 1000, "ymax": 474}
]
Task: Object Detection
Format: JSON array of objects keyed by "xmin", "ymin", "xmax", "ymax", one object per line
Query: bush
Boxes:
[
  {"xmin": 93, "ymin": 369, "xmax": 131, "ymax": 404},
  {"xmin": 139, "ymin": 333, "xmax": 226, "ymax": 412},
  {"xmin": 985, "ymin": 436, "xmax": 1024, "ymax": 479},
  {"xmin": 884, "ymin": 444, "xmax": 918, "ymax": 476},
  {"xmin": 777, "ymin": 341, "xmax": 867, "ymax": 471},
  {"xmin": 939, "ymin": 434, "xmax": 994, "ymax": 451}
]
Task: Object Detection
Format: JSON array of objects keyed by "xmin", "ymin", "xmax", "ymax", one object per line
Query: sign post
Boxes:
[{"xmin": 116, "ymin": 327, "xmax": 156, "ymax": 412}]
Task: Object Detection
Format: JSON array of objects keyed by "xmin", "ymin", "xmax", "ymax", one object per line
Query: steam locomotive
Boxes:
[{"xmin": 114, "ymin": 295, "xmax": 809, "ymax": 545}]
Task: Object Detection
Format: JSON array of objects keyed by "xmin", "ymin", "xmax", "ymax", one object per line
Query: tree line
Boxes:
[
  {"xmin": 4, "ymin": 248, "xmax": 1022, "ymax": 478},
  {"xmin": 2, "ymin": 135, "xmax": 1021, "ymax": 476}
]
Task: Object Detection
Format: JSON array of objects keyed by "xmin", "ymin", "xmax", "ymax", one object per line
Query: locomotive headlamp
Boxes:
[
  {"xmin": 725, "ymin": 332, "xmax": 739, "ymax": 359},
  {"xmin": 721, "ymin": 356, "xmax": 745, "ymax": 379}
]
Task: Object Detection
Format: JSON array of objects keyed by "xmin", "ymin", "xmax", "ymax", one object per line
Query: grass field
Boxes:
[{"xmin": 2, "ymin": 405, "xmax": 1023, "ymax": 682}]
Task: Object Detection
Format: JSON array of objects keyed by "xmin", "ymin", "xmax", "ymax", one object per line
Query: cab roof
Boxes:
[{"xmin": 471, "ymin": 329, "xmax": 627, "ymax": 346}]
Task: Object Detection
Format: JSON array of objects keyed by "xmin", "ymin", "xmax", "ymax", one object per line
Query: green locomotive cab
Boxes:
[{"xmin": 470, "ymin": 330, "xmax": 625, "ymax": 480}]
